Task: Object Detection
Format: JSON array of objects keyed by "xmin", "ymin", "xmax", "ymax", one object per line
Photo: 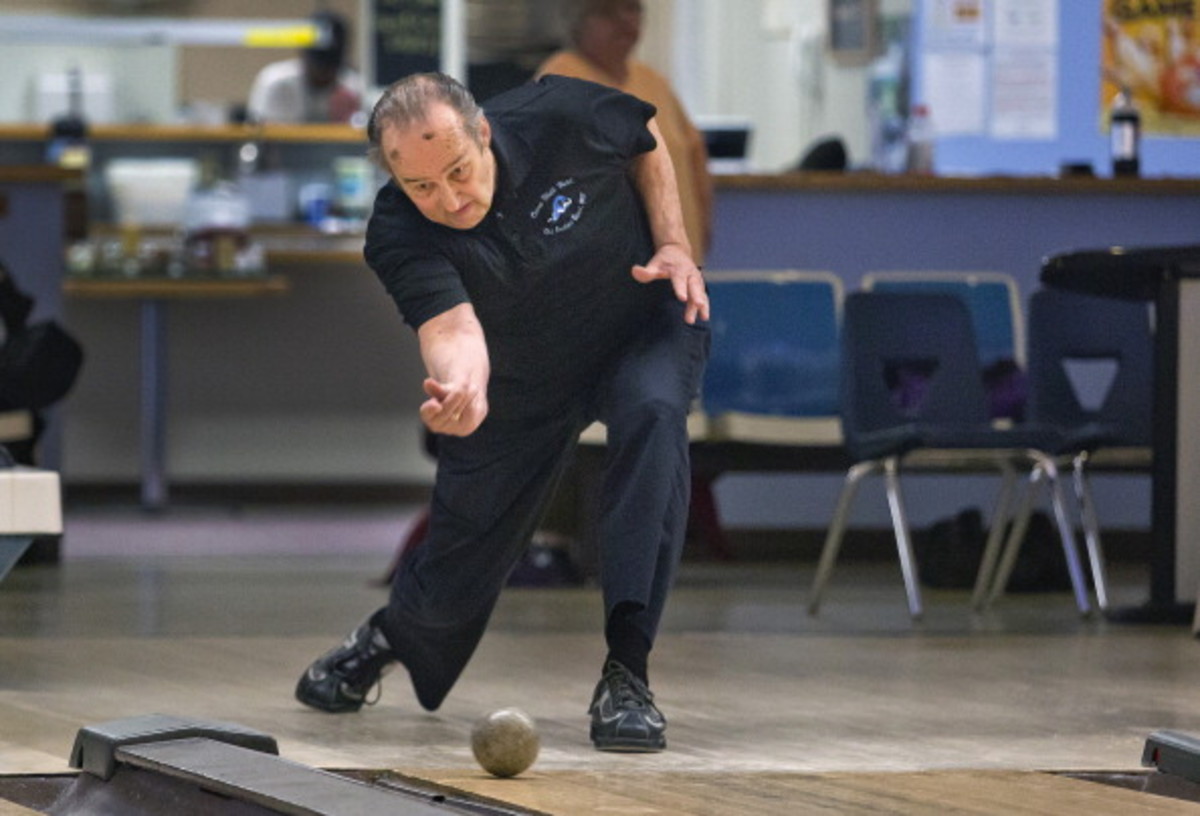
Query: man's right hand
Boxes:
[
  {"xmin": 420, "ymin": 377, "xmax": 487, "ymax": 436},
  {"xmin": 417, "ymin": 303, "xmax": 491, "ymax": 437}
]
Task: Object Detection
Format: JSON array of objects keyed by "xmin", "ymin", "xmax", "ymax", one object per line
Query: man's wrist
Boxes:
[{"xmin": 656, "ymin": 240, "xmax": 694, "ymax": 260}]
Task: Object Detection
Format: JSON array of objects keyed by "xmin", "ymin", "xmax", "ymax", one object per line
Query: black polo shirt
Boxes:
[{"xmin": 365, "ymin": 76, "xmax": 673, "ymax": 420}]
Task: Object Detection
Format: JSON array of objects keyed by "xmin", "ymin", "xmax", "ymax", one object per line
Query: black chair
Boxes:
[
  {"xmin": 983, "ymin": 288, "xmax": 1153, "ymax": 612},
  {"xmin": 807, "ymin": 291, "xmax": 1093, "ymax": 619}
]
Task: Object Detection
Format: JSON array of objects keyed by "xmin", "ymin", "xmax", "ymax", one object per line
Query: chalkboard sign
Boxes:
[
  {"xmin": 374, "ymin": 0, "xmax": 441, "ymax": 86},
  {"xmin": 828, "ymin": 0, "xmax": 878, "ymax": 66}
]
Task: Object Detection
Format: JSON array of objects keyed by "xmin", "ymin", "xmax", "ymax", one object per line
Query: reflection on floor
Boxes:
[{"xmin": 2, "ymin": 503, "xmax": 1200, "ymax": 813}]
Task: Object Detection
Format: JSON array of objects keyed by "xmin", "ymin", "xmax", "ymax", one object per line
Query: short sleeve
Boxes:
[
  {"xmin": 364, "ymin": 183, "xmax": 470, "ymax": 330},
  {"xmin": 533, "ymin": 76, "xmax": 658, "ymax": 162}
]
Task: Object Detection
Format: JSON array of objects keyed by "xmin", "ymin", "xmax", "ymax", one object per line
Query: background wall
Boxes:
[
  {"xmin": 0, "ymin": 0, "xmax": 361, "ymax": 124},
  {"xmin": 912, "ymin": 3, "xmax": 1200, "ymax": 177},
  {"xmin": 0, "ymin": 0, "xmax": 894, "ymax": 170},
  {"xmin": 662, "ymin": 0, "xmax": 911, "ymax": 173},
  {"xmin": 2, "ymin": 2, "xmax": 1181, "ymax": 537}
]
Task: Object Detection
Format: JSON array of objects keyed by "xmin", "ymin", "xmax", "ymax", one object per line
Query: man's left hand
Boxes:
[{"xmin": 631, "ymin": 244, "xmax": 709, "ymax": 324}]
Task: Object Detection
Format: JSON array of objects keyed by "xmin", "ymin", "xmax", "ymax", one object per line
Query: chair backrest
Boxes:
[
  {"xmin": 1026, "ymin": 288, "xmax": 1153, "ymax": 446},
  {"xmin": 841, "ymin": 291, "xmax": 990, "ymax": 455},
  {"xmin": 702, "ymin": 270, "xmax": 842, "ymax": 417},
  {"xmin": 862, "ymin": 271, "xmax": 1024, "ymax": 367}
]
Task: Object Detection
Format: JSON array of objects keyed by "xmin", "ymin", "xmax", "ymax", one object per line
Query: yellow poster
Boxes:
[{"xmin": 1103, "ymin": 1, "xmax": 1200, "ymax": 134}]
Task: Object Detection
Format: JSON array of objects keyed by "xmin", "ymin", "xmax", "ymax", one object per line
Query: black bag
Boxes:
[
  {"xmin": 915, "ymin": 507, "xmax": 987, "ymax": 589},
  {"xmin": 0, "ymin": 320, "xmax": 84, "ymax": 410},
  {"xmin": 916, "ymin": 506, "xmax": 1072, "ymax": 593}
]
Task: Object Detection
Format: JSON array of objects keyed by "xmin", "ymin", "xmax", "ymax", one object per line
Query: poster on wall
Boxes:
[
  {"xmin": 990, "ymin": 0, "xmax": 1058, "ymax": 139},
  {"xmin": 1102, "ymin": 0, "xmax": 1200, "ymax": 135},
  {"xmin": 923, "ymin": 0, "xmax": 986, "ymax": 48}
]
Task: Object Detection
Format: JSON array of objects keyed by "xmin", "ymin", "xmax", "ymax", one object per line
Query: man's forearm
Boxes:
[
  {"xmin": 633, "ymin": 118, "xmax": 693, "ymax": 260},
  {"xmin": 417, "ymin": 302, "xmax": 490, "ymax": 434},
  {"xmin": 418, "ymin": 303, "xmax": 490, "ymax": 387}
]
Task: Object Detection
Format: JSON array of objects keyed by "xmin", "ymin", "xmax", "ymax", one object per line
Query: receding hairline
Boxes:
[
  {"xmin": 366, "ymin": 72, "xmax": 484, "ymax": 171},
  {"xmin": 382, "ymin": 102, "xmax": 479, "ymax": 172}
]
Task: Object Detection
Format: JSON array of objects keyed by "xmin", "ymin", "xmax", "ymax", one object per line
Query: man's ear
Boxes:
[{"xmin": 478, "ymin": 115, "xmax": 492, "ymax": 148}]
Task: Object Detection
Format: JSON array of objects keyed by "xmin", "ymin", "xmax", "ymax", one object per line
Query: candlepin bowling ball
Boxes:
[{"xmin": 470, "ymin": 707, "xmax": 540, "ymax": 778}]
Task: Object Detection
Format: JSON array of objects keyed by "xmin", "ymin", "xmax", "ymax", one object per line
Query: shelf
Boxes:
[
  {"xmin": 64, "ymin": 274, "xmax": 291, "ymax": 299},
  {"xmin": 0, "ymin": 166, "xmax": 83, "ymax": 184},
  {"xmin": 714, "ymin": 171, "xmax": 1200, "ymax": 196},
  {"xmin": 0, "ymin": 123, "xmax": 366, "ymax": 145}
]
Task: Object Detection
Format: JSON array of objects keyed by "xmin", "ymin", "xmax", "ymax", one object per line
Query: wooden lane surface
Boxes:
[
  {"xmin": 0, "ymin": 802, "xmax": 39, "ymax": 816},
  {"xmin": 397, "ymin": 769, "xmax": 1200, "ymax": 815}
]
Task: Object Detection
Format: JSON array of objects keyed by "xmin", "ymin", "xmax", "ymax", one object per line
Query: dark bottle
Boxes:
[
  {"xmin": 1109, "ymin": 87, "xmax": 1140, "ymax": 178},
  {"xmin": 46, "ymin": 65, "xmax": 91, "ymax": 170}
]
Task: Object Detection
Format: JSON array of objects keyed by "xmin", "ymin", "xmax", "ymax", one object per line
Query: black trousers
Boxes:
[{"xmin": 378, "ymin": 299, "xmax": 710, "ymax": 711}]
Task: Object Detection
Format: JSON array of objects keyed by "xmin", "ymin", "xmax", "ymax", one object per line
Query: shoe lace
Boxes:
[
  {"xmin": 606, "ymin": 663, "xmax": 653, "ymax": 710},
  {"xmin": 333, "ymin": 626, "xmax": 393, "ymax": 700}
]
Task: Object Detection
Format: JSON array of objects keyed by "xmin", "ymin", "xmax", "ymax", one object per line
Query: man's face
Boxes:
[
  {"xmin": 381, "ymin": 103, "xmax": 496, "ymax": 231},
  {"xmin": 583, "ymin": 0, "xmax": 644, "ymax": 55},
  {"xmin": 303, "ymin": 54, "xmax": 340, "ymax": 90}
]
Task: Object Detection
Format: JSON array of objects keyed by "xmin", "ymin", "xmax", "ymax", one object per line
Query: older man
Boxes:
[{"xmin": 295, "ymin": 72, "xmax": 708, "ymax": 752}]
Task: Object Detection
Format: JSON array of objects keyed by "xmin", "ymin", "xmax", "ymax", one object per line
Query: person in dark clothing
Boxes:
[
  {"xmin": 294, "ymin": 72, "xmax": 709, "ymax": 752},
  {"xmin": 0, "ymin": 260, "xmax": 82, "ymax": 466}
]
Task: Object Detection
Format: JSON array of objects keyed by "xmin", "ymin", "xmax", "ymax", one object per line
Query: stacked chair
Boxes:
[
  {"xmin": 862, "ymin": 271, "xmax": 1026, "ymax": 369},
  {"xmin": 981, "ymin": 288, "xmax": 1154, "ymax": 613},
  {"xmin": 806, "ymin": 290, "xmax": 1094, "ymax": 620}
]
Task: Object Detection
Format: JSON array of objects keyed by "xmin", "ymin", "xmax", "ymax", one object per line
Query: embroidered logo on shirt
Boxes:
[
  {"xmin": 529, "ymin": 178, "xmax": 587, "ymax": 236},
  {"xmin": 549, "ymin": 195, "xmax": 573, "ymax": 223}
]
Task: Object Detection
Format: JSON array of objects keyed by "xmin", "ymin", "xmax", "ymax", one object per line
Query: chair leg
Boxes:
[
  {"xmin": 883, "ymin": 457, "xmax": 923, "ymax": 621},
  {"xmin": 972, "ymin": 464, "xmax": 1018, "ymax": 611},
  {"xmin": 1073, "ymin": 452, "xmax": 1110, "ymax": 611},
  {"xmin": 808, "ymin": 460, "xmax": 879, "ymax": 616},
  {"xmin": 987, "ymin": 465, "xmax": 1044, "ymax": 607},
  {"xmin": 1037, "ymin": 454, "xmax": 1093, "ymax": 616}
]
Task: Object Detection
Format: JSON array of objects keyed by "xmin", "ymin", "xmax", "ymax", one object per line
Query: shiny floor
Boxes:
[{"xmin": 3, "ymin": 503, "xmax": 1200, "ymax": 813}]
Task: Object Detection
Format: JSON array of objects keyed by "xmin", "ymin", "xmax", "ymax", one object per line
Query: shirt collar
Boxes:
[{"xmin": 487, "ymin": 119, "xmax": 532, "ymax": 192}]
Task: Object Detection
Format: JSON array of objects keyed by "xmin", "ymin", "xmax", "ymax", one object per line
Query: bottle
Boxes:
[
  {"xmin": 905, "ymin": 104, "xmax": 935, "ymax": 175},
  {"xmin": 46, "ymin": 65, "xmax": 90, "ymax": 170},
  {"xmin": 868, "ymin": 43, "xmax": 907, "ymax": 173},
  {"xmin": 1109, "ymin": 87, "xmax": 1140, "ymax": 178}
]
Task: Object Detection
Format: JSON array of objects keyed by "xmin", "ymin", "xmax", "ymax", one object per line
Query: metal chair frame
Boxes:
[{"xmin": 808, "ymin": 291, "xmax": 1092, "ymax": 620}]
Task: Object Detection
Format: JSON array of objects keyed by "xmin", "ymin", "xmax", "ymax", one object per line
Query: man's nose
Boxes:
[{"xmin": 437, "ymin": 183, "xmax": 461, "ymax": 211}]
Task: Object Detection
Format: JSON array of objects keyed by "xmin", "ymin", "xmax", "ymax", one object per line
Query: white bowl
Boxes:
[{"xmin": 105, "ymin": 159, "xmax": 199, "ymax": 227}]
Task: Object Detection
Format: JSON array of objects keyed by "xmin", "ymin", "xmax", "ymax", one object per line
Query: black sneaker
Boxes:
[
  {"xmin": 295, "ymin": 618, "xmax": 395, "ymax": 713},
  {"xmin": 588, "ymin": 660, "xmax": 666, "ymax": 752}
]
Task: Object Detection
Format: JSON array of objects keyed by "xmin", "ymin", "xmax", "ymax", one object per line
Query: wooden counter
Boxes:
[
  {"xmin": 63, "ymin": 275, "xmax": 290, "ymax": 299},
  {"xmin": 714, "ymin": 171, "xmax": 1200, "ymax": 197},
  {"xmin": 0, "ymin": 123, "xmax": 364, "ymax": 145},
  {"xmin": 707, "ymin": 172, "xmax": 1200, "ymax": 294},
  {"xmin": 0, "ymin": 166, "xmax": 82, "ymax": 184}
]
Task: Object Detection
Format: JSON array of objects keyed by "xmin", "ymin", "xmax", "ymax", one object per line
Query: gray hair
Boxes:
[{"xmin": 366, "ymin": 72, "xmax": 485, "ymax": 171}]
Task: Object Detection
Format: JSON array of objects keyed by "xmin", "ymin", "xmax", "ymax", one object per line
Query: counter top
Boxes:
[
  {"xmin": 715, "ymin": 172, "xmax": 1200, "ymax": 196},
  {"xmin": 0, "ymin": 123, "xmax": 364, "ymax": 145},
  {"xmin": 0, "ymin": 166, "xmax": 83, "ymax": 184},
  {"xmin": 64, "ymin": 275, "xmax": 290, "ymax": 299}
]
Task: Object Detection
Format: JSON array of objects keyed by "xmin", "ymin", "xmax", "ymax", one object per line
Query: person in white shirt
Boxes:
[{"xmin": 248, "ymin": 11, "xmax": 363, "ymax": 124}]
